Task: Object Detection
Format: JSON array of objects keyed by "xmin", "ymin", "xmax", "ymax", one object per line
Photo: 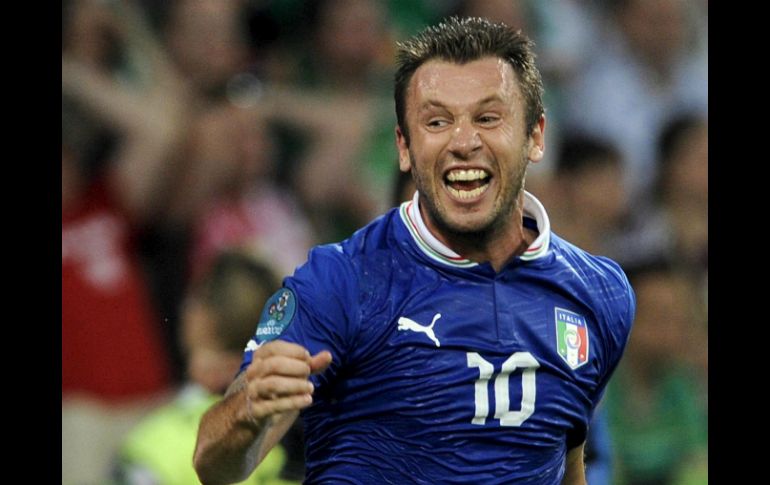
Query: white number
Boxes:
[
  {"xmin": 466, "ymin": 353, "xmax": 495, "ymax": 425},
  {"xmin": 466, "ymin": 351, "xmax": 540, "ymax": 426}
]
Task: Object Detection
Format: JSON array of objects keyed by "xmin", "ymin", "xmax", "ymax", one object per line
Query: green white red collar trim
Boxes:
[
  {"xmin": 519, "ymin": 190, "xmax": 551, "ymax": 261},
  {"xmin": 398, "ymin": 190, "xmax": 551, "ymax": 267},
  {"xmin": 399, "ymin": 191, "xmax": 477, "ymax": 268}
]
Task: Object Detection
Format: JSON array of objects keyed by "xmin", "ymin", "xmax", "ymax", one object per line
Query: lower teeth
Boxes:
[{"xmin": 448, "ymin": 184, "xmax": 488, "ymax": 199}]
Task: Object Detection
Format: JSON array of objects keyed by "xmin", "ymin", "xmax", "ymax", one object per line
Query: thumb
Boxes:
[{"xmin": 309, "ymin": 351, "xmax": 333, "ymax": 375}]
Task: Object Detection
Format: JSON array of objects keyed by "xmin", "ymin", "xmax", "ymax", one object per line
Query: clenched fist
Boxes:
[{"xmin": 242, "ymin": 341, "xmax": 332, "ymax": 425}]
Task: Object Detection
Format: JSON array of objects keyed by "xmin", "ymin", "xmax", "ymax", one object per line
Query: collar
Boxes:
[{"xmin": 398, "ymin": 190, "xmax": 551, "ymax": 268}]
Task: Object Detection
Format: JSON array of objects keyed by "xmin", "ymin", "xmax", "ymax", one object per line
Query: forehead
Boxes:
[{"xmin": 408, "ymin": 57, "xmax": 521, "ymax": 108}]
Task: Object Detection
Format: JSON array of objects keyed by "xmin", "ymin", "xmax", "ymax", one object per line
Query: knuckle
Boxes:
[
  {"xmin": 260, "ymin": 376, "xmax": 277, "ymax": 392},
  {"xmin": 246, "ymin": 356, "xmax": 261, "ymax": 372},
  {"xmin": 262, "ymin": 358, "xmax": 277, "ymax": 375}
]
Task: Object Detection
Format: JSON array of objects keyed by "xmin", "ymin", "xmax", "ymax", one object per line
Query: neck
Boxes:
[{"xmin": 421, "ymin": 191, "xmax": 536, "ymax": 272}]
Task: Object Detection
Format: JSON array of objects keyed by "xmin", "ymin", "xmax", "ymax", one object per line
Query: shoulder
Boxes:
[
  {"xmin": 550, "ymin": 234, "xmax": 633, "ymax": 295},
  {"xmin": 295, "ymin": 208, "xmax": 401, "ymax": 277},
  {"xmin": 549, "ymin": 234, "xmax": 635, "ymax": 330},
  {"xmin": 548, "ymin": 235, "xmax": 635, "ymax": 383},
  {"xmin": 286, "ymin": 208, "xmax": 403, "ymax": 306},
  {"xmin": 339, "ymin": 207, "xmax": 402, "ymax": 258}
]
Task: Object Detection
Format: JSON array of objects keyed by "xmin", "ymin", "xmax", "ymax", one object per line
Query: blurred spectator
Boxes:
[
  {"xmin": 113, "ymin": 251, "xmax": 303, "ymax": 485},
  {"xmin": 163, "ymin": 0, "xmax": 253, "ymax": 100},
  {"xmin": 260, "ymin": 0, "xmax": 399, "ymax": 241},
  {"xmin": 549, "ymin": 116, "xmax": 707, "ymax": 283},
  {"xmin": 62, "ymin": 95, "xmax": 175, "ymax": 485},
  {"xmin": 178, "ymin": 103, "xmax": 317, "ymax": 282},
  {"xmin": 634, "ymin": 115, "xmax": 708, "ymax": 357},
  {"xmin": 548, "ymin": 134, "xmax": 670, "ymax": 268},
  {"xmin": 653, "ymin": 115, "xmax": 708, "ymax": 276},
  {"xmin": 63, "ymin": 0, "xmax": 302, "ymax": 379},
  {"xmin": 61, "ymin": 4, "xmax": 348, "ymax": 481},
  {"xmin": 160, "ymin": 0, "xmax": 395, "ymax": 244},
  {"xmin": 265, "ymin": 86, "xmax": 387, "ymax": 243},
  {"xmin": 604, "ymin": 261, "xmax": 708, "ymax": 485},
  {"xmin": 298, "ymin": 0, "xmax": 393, "ymax": 94},
  {"xmin": 548, "ymin": 135, "xmax": 628, "ymax": 256},
  {"xmin": 453, "ymin": 0, "xmax": 602, "ymax": 86},
  {"xmin": 62, "ymin": 1, "xmax": 191, "ymax": 481},
  {"xmin": 453, "ymin": 0, "xmax": 529, "ymax": 30},
  {"xmin": 562, "ymin": 0, "xmax": 708, "ymax": 206},
  {"xmin": 140, "ymin": 0, "xmax": 267, "ymax": 360},
  {"xmin": 63, "ymin": 0, "xmax": 199, "ymax": 383}
]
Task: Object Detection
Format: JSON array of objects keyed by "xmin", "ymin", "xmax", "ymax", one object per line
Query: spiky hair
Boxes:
[{"xmin": 394, "ymin": 16, "xmax": 544, "ymax": 143}]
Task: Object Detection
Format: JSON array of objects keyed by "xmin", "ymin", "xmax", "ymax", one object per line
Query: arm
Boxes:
[
  {"xmin": 562, "ymin": 442, "xmax": 587, "ymax": 485},
  {"xmin": 193, "ymin": 341, "xmax": 331, "ymax": 485},
  {"xmin": 257, "ymin": 86, "xmax": 379, "ymax": 220},
  {"xmin": 584, "ymin": 406, "xmax": 614, "ymax": 485},
  {"xmin": 61, "ymin": 1, "xmax": 191, "ymax": 223}
]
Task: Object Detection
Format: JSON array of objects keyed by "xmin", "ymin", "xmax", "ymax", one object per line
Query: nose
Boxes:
[{"xmin": 448, "ymin": 119, "xmax": 482, "ymax": 160}]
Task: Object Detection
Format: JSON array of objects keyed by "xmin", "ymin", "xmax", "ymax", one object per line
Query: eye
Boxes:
[
  {"xmin": 477, "ymin": 115, "xmax": 501, "ymax": 126},
  {"xmin": 426, "ymin": 119, "xmax": 450, "ymax": 129}
]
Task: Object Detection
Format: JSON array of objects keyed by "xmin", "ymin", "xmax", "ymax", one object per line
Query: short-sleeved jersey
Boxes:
[{"xmin": 241, "ymin": 191, "xmax": 635, "ymax": 484}]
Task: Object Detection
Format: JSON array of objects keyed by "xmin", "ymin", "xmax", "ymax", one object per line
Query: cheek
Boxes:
[
  {"xmin": 408, "ymin": 139, "xmax": 442, "ymax": 175},
  {"xmin": 485, "ymin": 128, "xmax": 525, "ymax": 163},
  {"xmin": 188, "ymin": 349, "xmax": 242, "ymax": 389}
]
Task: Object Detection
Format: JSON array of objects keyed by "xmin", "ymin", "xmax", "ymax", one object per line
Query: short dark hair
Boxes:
[
  {"xmin": 653, "ymin": 113, "xmax": 706, "ymax": 200},
  {"xmin": 555, "ymin": 134, "xmax": 622, "ymax": 176},
  {"xmin": 658, "ymin": 114, "xmax": 705, "ymax": 166},
  {"xmin": 195, "ymin": 251, "xmax": 280, "ymax": 353},
  {"xmin": 394, "ymin": 16, "xmax": 544, "ymax": 144}
]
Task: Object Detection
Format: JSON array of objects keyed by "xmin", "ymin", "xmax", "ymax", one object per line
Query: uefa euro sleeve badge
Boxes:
[
  {"xmin": 555, "ymin": 308, "xmax": 589, "ymax": 369},
  {"xmin": 255, "ymin": 288, "xmax": 297, "ymax": 343}
]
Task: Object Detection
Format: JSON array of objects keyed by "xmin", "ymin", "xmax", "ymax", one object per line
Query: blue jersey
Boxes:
[{"xmin": 241, "ymin": 192, "xmax": 635, "ymax": 484}]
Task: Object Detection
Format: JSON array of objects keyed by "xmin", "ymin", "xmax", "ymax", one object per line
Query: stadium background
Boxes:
[{"xmin": 62, "ymin": 1, "xmax": 708, "ymax": 483}]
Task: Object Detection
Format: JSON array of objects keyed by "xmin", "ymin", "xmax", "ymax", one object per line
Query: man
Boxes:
[{"xmin": 194, "ymin": 17, "xmax": 635, "ymax": 484}]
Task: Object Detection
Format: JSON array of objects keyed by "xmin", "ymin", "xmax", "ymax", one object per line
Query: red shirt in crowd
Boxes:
[{"xmin": 62, "ymin": 180, "xmax": 171, "ymax": 402}]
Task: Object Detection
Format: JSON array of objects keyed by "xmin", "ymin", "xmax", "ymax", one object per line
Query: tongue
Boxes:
[{"xmin": 448, "ymin": 179, "xmax": 485, "ymax": 191}]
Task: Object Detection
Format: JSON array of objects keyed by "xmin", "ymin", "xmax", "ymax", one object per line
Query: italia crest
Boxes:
[{"xmin": 555, "ymin": 308, "xmax": 589, "ymax": 369}]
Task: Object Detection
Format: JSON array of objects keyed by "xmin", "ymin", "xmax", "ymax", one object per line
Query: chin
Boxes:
[
  {"xmin": 439, "ymin": 211, "xmax": 497, "ymax": 236},
  {"xmin": 447, "ymin": 201, "xmax": 500, "ymax": 230}
]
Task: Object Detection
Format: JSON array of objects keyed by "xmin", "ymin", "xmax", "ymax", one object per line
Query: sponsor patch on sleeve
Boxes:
[{"xmin": 255, "ymin": 288, "xmax": 297, "ymax": 343}]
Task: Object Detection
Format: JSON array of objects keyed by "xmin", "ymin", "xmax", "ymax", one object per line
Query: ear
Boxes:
[
  {"xmin": 396, "ymin": 125, "xmax": 411, "ymax": 172},
  {"xmin": 527, "ymin": 114, "xmax": 546, "ymax": 163}
]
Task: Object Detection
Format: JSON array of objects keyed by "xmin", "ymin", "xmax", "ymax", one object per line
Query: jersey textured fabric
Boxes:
[{"xmin": 241, "ymin": 191, "xmax": 635, "ymax": 484}]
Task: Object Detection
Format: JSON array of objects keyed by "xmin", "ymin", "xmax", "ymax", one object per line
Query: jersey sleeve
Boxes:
[
  {"xmin": 565, "ymin": 255, "xmax": 635, "ymax": 450},
  {"xmin": 591, "ymin": 256, "xmax": 636, "ymax": 407},
  {"xmin": 238, "ymin": 243, "xmax": 360, "ymax": 389}
]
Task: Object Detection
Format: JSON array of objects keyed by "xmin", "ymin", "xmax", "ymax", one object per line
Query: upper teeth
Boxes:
[{"xmin": 446, "ymin": 169, "xmax": 489, "ymax": 182}]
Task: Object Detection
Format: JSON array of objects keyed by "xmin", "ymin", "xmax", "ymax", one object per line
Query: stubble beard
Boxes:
[{"xmin": 410, "ymin": 148, "xmax": 529, "ymax": 245}]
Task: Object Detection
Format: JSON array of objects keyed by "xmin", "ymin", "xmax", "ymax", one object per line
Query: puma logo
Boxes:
[{"xmin": 397, "ymin": 313, "xmax": 442, "ymax": 347}]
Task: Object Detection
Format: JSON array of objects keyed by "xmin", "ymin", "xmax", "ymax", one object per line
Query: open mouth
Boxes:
[{"xmin": 444, "ymin": 168, "xmax": 491, "ymax": 200}]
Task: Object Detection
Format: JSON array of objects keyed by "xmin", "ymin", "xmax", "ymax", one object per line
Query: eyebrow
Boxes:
[
  {"xmin": 419, "ymin": 100, "xmax": 450, "ymax": 111},
  {"xmin": 418, "ymin": 95, "xmax": 507, "ymax": 112}
]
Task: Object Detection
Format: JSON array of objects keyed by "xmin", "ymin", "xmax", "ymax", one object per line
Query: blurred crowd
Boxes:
[{"xmin": 61, "ymin": 0, "xmax": 708, "ymax": 484}]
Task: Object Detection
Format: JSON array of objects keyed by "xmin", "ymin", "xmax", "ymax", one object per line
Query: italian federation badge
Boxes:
[{"xmin": 555, "ymin": 308, "xmax": 589, "ymax": 369}]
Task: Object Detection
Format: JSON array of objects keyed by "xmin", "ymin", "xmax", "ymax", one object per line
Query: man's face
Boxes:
[{"xmin": 397, "ymin": 57, "xmax": 544, "ymax": 237}]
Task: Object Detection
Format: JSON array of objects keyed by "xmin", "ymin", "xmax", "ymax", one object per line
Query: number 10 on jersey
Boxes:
[{"xmin": 466, "ymin": 352, "xmax": 539, "ymax": 426}]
